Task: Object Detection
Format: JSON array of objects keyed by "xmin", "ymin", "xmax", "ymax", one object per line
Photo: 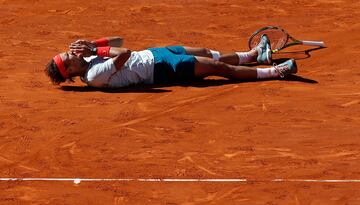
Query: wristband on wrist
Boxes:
[
  {"xmin": 96, "ymin": 46, "xmax": 111, "ymax": 57},
  {"xmin": 95, "ymin": 38, "xmax": 109, "ymax": 47}
]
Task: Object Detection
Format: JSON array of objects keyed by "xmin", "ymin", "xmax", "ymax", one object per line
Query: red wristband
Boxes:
[
  {"xmin": 95, "ymin": 38, "xmax": 109, "ymax": 47},
  {"xmin": 97, "ymin": 46, "xmax": 111, "ymax": 57}
]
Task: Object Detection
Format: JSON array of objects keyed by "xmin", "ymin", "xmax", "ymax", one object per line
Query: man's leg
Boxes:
[
  {"xmin": 194, "ymin": 57, "xmax": 297, "ymax": 80},
  {"xmin": 182, "ymin": 47, "xmax": 213, "ymax": 58},
  {"xmin": 194, "ymin": 56, "xmax": 257, "ymax": 79},
  {"xmin": 184, "ymin": 35, "xmax": 271, "ymax": 66},
  {"xmin": 183, "ymin": 46, "xmax": 260, "ymax": 66}
]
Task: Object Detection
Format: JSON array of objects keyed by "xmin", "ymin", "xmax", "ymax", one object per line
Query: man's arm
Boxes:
[
  {"xmin": 69, "ymin": 36, "xmax": 123, "ymax": 52},
  {"xmin": 109, "ymin": 47, "xmax": 131, "ymax": 71},
  {"xmin": 69, "ymin": 43, "xmax": 131, "ymax": 71}
]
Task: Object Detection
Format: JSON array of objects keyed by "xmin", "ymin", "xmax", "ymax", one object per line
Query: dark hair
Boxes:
[{"xmin": 44, "ymin": 59, "xmax": 65, "ymax": 84}]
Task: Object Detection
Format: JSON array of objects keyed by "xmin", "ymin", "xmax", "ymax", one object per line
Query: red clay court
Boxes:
[{"xmin": 1, "ymin": 0, "xmax": 360, "ymax": 204}]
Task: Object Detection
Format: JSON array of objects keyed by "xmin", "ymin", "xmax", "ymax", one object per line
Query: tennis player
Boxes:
[{"xmin": 45, "ymin": 35, "xmax": 297, "ymax": 88}]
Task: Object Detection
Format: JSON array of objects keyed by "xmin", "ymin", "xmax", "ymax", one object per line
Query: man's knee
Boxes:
[
  {"xmin": 205, "ymin": 60, "xmax": 227, "ymax": 74},
  {"xmin": 196, "ymin": 48, "xmax": 212, "ymax": 57},
  {"xmin": 203, "ymin": 48, "xmax": 212, "ymax": 57},
  {"xmin": 213, "ymin": 60, "xmax": 226, "ymax": 68}
]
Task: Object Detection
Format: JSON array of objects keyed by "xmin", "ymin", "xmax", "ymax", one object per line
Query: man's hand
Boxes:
[
  {"xmin": 71, "ymin": 39, "xmax": 96, "ymax": 49},
  {"xmin": 69, "ymin": 40, "xmax": 95, "ymax": 57},
  {"xmin": 69, "ymin": 40, "xmax": 96, "ymax": 57}
]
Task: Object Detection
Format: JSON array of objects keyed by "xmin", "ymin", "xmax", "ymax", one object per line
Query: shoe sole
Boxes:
[
  {"xmin": 257, "ymin": 35, "xmax": 272, "ymax": 65},
  {"xmin": 290, "ymin": 59, "xmax": 297, "ymax": 74},
  {"xmin": 265, "ymin": 45, "xmax": 272, "ymax": 64}
]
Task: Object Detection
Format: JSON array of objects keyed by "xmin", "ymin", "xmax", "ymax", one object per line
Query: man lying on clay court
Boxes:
[{"xmin": 45, "ymin": 35, "xmax": 297, "ymax": 88}]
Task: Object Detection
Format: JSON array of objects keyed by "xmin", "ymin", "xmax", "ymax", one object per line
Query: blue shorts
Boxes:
[{"xmin": 148, "ymin": 46, "xmax": 196, "ymax": 84}]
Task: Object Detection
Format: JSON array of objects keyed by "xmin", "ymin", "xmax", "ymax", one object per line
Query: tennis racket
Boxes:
[{"xmin": 248, "ymin": 26, "xmax": 326, "ymax": 53}]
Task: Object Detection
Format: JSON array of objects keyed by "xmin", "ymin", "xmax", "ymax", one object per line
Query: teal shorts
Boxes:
[{"xmin": 148, "ymin": 46, "xmax": 196, "ymax": 84}]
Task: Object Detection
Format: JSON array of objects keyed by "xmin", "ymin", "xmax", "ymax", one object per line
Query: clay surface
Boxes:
[{"xmin": 0, "ymin": 0, "xmax": 360, "ymax": 204}]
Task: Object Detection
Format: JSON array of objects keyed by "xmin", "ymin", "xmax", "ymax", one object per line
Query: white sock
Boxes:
[
  {"xmin": 236, "ymin": 51, "xmax": 256, "ymax": 65},
  {"xmin": 210, "ymin": 50, "xmax": 220, "ymax": 61},
  {"xmin": 256, "ymin": 67, "xmax": 279, "ymax": 79}
]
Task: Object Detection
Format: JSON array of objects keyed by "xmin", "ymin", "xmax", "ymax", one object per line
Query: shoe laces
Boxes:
[
  {"xmin": 273, "ymin": 62, "xmax": 289, "ymax": 78},
  {"xmin": 257, "ymin": 40, "xmax": 266, "ymax": 50},
  {"xmin": 256, "ymin": 36, "xmax": 268, "ymax": 49}
]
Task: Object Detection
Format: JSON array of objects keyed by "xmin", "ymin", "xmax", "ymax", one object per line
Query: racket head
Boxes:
[{"xmin": 248, "ymin": 26, "xmax": 289, "ymax": 52}]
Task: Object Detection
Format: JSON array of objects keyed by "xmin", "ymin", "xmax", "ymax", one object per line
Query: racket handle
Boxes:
[{"xmin": 301, "ymin": 40, "xmax": 326, "ymax": 47}]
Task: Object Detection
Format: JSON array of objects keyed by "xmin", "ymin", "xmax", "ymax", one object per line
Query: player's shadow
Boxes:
[
  {"xmin": 60, "ymin": 75, "xmax": 317, "ymax": 93},
  {"xmin": 280, "ymin": 75, "xmax": 318, "ymax": 83},
  {"xmin": 60, "ymin": 85, "xmax": 172, "ymax": 93},
  {"xmin": 60, "ymin": 80, "xmax": 238, "ymax": 93}
]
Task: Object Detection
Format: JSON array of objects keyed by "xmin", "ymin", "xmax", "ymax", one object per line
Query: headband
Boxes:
[{"xmin": 53, "ymin": 54, "xmax": 68, "ymax": 79}]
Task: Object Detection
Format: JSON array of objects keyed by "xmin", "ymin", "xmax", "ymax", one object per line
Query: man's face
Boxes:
[{"xmin": 59, "ymin": 51, "xmax": 85, "ymax": 77}]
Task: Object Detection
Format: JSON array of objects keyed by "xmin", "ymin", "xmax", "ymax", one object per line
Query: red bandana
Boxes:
[{"xmin": 53, "ymin": 54, "xmax": 68, "ymax": 79}]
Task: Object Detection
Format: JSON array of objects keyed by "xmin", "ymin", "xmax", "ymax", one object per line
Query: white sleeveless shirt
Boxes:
[{"xmin": 82, "ymin": 50, "xmax": 155, "ymax": 88}]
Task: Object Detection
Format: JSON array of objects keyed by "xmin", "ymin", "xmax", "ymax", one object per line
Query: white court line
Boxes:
[{"xmin": 1, "ymin": 178, "xmax": 360, "ymax": 184}]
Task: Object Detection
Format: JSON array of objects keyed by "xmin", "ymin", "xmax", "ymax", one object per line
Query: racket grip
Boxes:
[{"xmin": 302, "ymin": 40, "xmax": 326, "ymax": 47}]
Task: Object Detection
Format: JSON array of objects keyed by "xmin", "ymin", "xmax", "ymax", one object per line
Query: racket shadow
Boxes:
[{"xmin": 273, "ymin": 47, "xmax": 326, "ymax": 61}]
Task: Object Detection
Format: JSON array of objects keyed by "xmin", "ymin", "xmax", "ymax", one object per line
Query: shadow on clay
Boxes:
[
  {"xmin": 273, "ymin": 46, "xmax": 327, "ymax": 61},
  {"xmin": 60, "ymin": 75, "xmax": 317, "ymax": 93},
  {"xmin": 60, "ymin": 84, "xmax": 172, "ymax": 93},
  {"xmin": 60, "ymin": 79, "xmax": 238, "ymax": 93}
]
